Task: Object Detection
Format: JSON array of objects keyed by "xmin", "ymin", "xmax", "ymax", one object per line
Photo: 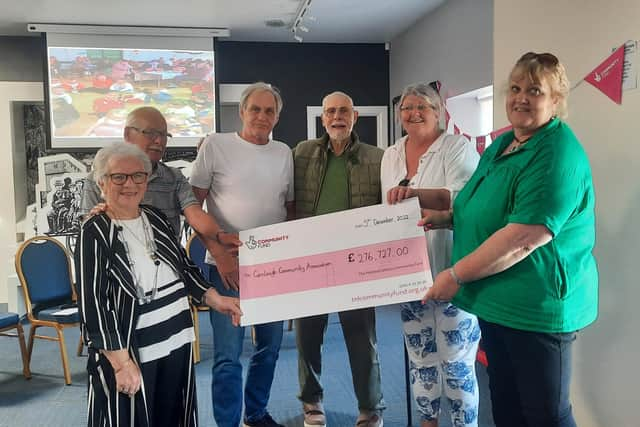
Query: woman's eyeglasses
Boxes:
[
  {"xmin": 399, "ymin": 104, "xmax": 433, "ymax": 112},
  {"xmin": 519, "ymin": 52, "xmax": 559, "ymax": 66},
  {"xmin": 108, "ymin": 172, "xmax": 149, "ymax": 185}
]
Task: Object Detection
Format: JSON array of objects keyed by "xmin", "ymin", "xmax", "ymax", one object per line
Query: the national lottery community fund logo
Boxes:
[{"xmin": 244, "ymin": 234, "xmax": 289, "ymax": 250}]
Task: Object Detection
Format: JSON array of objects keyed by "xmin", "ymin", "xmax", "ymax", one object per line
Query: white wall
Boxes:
[
  {"xmin": 389, "ymin": 0, "xmax": 493, "ymax": 103},
  {"xmin": 446, "ymin": 89, "xmax": 493, "ymax": 137},
  {"xmin": 0, "ymin": 82, "xmax": 44, "ymax": 310},
  {"xmin": 494, "ymin": 1, "xmax": 640, "ymax": 426}
]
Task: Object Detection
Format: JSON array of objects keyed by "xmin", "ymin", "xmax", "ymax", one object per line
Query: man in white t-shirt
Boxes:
[{"xmin": 190, "ymin": 82, "xmax": 294, "ymax": 427}]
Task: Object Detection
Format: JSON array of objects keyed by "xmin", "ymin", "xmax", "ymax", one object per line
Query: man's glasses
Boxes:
[
  {"xmin": 323, "ymin": 107, "xmax": 353, "ymax": 117},
  {"xmin": 399, "ymin": 104, "xmax": 434, "ymax": 112},
  {"xmin": 246, "ymin": 105, "xmax": 277, "ymax": 117},
  {"xmin": 519, "ymin": 52, "xmax": 559, "ymax": 66},
  {"xmin": 129, "ymin": 127, "xmax": 172, "ymax": 140},
  {"xmin": 108, "ymin": 172, "xmax": 148, "ymax": 185}
]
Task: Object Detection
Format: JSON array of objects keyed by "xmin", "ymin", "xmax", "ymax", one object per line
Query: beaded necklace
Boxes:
[
  {"xmin": 114, "ymin": 211, "xmax": 160, "ymax": 305},
  {"xmin": 506, "ymin": 135, "xmax": 531, "ymax": 154}
]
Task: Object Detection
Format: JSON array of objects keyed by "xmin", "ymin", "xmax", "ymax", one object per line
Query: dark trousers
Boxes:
[
  {"xmin": 140, "ymin": 343, "xmax": 194, "ymax": 427},
  {"xmin": 87, "ymin": 343, "xmax": 195, "ymax": 427},
  {"xmin": 478, "ymin": 319, "xmax": 577, "ymax": 427},
  {"xmin": 296, "ymin": 307, "xmax": 385, "ymax": 411}
]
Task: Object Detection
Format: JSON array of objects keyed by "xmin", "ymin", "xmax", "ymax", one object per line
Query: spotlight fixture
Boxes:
[{"xmin": 290, "ymin": 0, "xmax": 313, "ymax": 41}]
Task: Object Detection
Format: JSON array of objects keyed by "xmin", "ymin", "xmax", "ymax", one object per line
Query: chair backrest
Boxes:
[
  {"xmin": 185, "ymin": 233, "xmax": 209, "ymax": 277},
  {"xmin": 15, "ymin": 236, "xmax": 75, "ymax": 315}
]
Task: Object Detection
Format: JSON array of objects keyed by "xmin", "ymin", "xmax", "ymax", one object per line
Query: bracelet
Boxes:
[
  {"xmin": 114, "ymin": 358, "xmax": 132, "ymax": 374},
  {"xmin": 215, "ymin": 230, "xmax": 226, "ymax": 244},
  {"xmin": 449, "ymin": 265, "xmax": 464, "ymax": 286}
]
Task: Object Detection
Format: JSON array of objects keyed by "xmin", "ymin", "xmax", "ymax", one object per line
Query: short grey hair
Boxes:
[
  {"xmin": 239, "ymin": 82, "xmax": 283, "ymax": 115},
  {"xmin": 321, "ymin": 91, "xmax": 354, "ymax": 109},
  {"xmin": 93, "ymin": 142, "xmax": 153, "ymax": 184},
  {"xmin": 125, "ymin": 106, "xmax": 165, "ymax": 128},
  {"xmin": 398, "ymin": 83, "xmax": 443, "ymax": 118}
]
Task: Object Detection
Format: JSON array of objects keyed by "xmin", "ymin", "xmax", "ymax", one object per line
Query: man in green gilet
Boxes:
[{"xmin": 292, "ymin": 92, "xmax": 385, "ymax": 427}]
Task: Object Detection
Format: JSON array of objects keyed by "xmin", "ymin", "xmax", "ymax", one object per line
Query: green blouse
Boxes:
[{"xmin": 452, "ymin": 118, "xmax": 598, "ymax": 333}]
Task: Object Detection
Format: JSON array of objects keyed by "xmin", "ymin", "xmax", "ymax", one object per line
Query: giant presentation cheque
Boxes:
[{"xmin": 239, "ymin": 198, "xmax": 432, "ymax": 326}]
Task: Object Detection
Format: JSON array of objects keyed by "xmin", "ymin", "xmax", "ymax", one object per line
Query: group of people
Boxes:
[{"xmin": 77, "ymin": 51, "xmax": 598, "ymax": 427}]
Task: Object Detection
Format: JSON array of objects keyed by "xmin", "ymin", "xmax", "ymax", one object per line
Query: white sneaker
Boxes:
[
  {"xmin": 303, "ymin": 402, "xmax": 326, "ymax": 427},
  {"xmin": 355, "ymin": 411, "xmax": 383, "ymax": 427}
]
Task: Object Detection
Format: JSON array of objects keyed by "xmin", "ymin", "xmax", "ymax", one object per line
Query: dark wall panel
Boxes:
[
  {"xmin": 216, "ymin": 41, "xmax": 389, "ymax": 147},
  {"xmin": 0, "ymin": 36, "xmax": 43, "ymax": 81}
]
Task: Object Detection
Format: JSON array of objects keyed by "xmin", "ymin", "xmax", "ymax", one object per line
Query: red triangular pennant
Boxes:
[
  {"xmin": 584, "ymin": 44, "xmax": 625, "ymax": 104},
  {"xmin": 462, "ymin": 133, "xmax": 471, "ymax": 141},
  {"xmin": 476, "ymin": 135, "xmax": 486, "ymax": 155},
  {"xmin": 453, "ymin": 124, "xmax": 460, "ymax": 135}
]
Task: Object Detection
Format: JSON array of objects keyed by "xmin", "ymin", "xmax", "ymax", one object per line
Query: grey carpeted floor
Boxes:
[{"xmin": 0, "ymin": 305, "xmax": 494, "ymax": 427}]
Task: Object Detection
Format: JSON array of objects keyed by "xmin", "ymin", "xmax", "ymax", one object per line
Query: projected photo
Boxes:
[{"xmin": 47, "ymin": 47, "xmax": 214, "ymax": 147}]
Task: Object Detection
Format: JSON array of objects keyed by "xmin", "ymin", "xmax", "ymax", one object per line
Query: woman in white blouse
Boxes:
[{"xmin": 381, "ymin": 83, "xmax": 480, "ymax": 427}]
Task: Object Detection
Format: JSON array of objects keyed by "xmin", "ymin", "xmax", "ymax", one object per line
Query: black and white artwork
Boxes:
[
  {"xmin": 35, "ymin": 173, "xmax": 86, "ymax": 235},
  {"xmin": 37, "ymin": 153, "xmax": 89, "ymax": 193}
]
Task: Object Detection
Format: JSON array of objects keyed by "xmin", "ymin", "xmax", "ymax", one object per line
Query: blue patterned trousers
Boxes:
[{"xmin": 401, "ymin": 300, "xmax": 481, "ymax": 426}]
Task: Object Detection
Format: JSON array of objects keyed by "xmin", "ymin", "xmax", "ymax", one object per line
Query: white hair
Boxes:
[
  {"xmin": 321, "ymin": 91, "xmax": 354, "ymax": 109},
  {"xmin": 93, "ymin": 142, "xmax": 152, "ymax": 184},
  {"xmin": 124, "ymin": 106, "xmax": 165, "ymax": 128}
]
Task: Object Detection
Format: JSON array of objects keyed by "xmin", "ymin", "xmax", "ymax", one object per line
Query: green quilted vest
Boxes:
[{"xmin": 293, "ymin": 132, "xmax": 383, "ymax": 218}]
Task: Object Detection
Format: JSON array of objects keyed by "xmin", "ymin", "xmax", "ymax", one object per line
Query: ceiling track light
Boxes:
[{"xmin": 290, "ymin": 0, "xmax": 313, "ymax": 41}]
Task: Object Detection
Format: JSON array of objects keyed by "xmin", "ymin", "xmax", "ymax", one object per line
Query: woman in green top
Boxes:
[{"xmin": 420, "ymin": 52, "xmax": 598, "ymax": 427}]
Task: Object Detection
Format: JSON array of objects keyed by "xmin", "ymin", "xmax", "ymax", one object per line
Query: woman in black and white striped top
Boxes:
[{"xmin": 78, "ymin": 142, "xmax": 242, "ymax": 427}]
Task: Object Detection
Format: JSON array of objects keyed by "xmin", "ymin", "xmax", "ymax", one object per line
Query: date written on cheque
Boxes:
[
  {"xmin": 355, "ymin": 214, "xmax": 410, "ymax": 229},
  {"xmin": 348, "ymin": 246, "xmax": 409, "ymax": 263}
]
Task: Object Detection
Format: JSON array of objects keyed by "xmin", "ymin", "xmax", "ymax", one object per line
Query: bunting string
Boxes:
[{"xmin": 441, "ymin": 40, "xmax": 632, "ymax": 155}]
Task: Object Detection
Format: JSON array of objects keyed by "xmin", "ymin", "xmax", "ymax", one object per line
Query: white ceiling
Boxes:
[{"xmin": 0, "ymin": 0, "xmax": 445, "ymax": 43}]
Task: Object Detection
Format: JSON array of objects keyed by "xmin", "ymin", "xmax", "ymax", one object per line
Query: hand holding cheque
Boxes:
[{"xmin": 238, "ymin": 198, "xmax": 431, "ymax": 326}]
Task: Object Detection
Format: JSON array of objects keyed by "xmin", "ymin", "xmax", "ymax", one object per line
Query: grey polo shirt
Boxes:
[{"xmin": 79, "ymin": 162, "xmax": 198, "ymax": 236}]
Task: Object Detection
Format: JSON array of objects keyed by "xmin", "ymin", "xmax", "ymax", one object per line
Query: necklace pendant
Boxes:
[{"xmin": 138, "ymin": 294, "xmax": 152, "ymax": 305}]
